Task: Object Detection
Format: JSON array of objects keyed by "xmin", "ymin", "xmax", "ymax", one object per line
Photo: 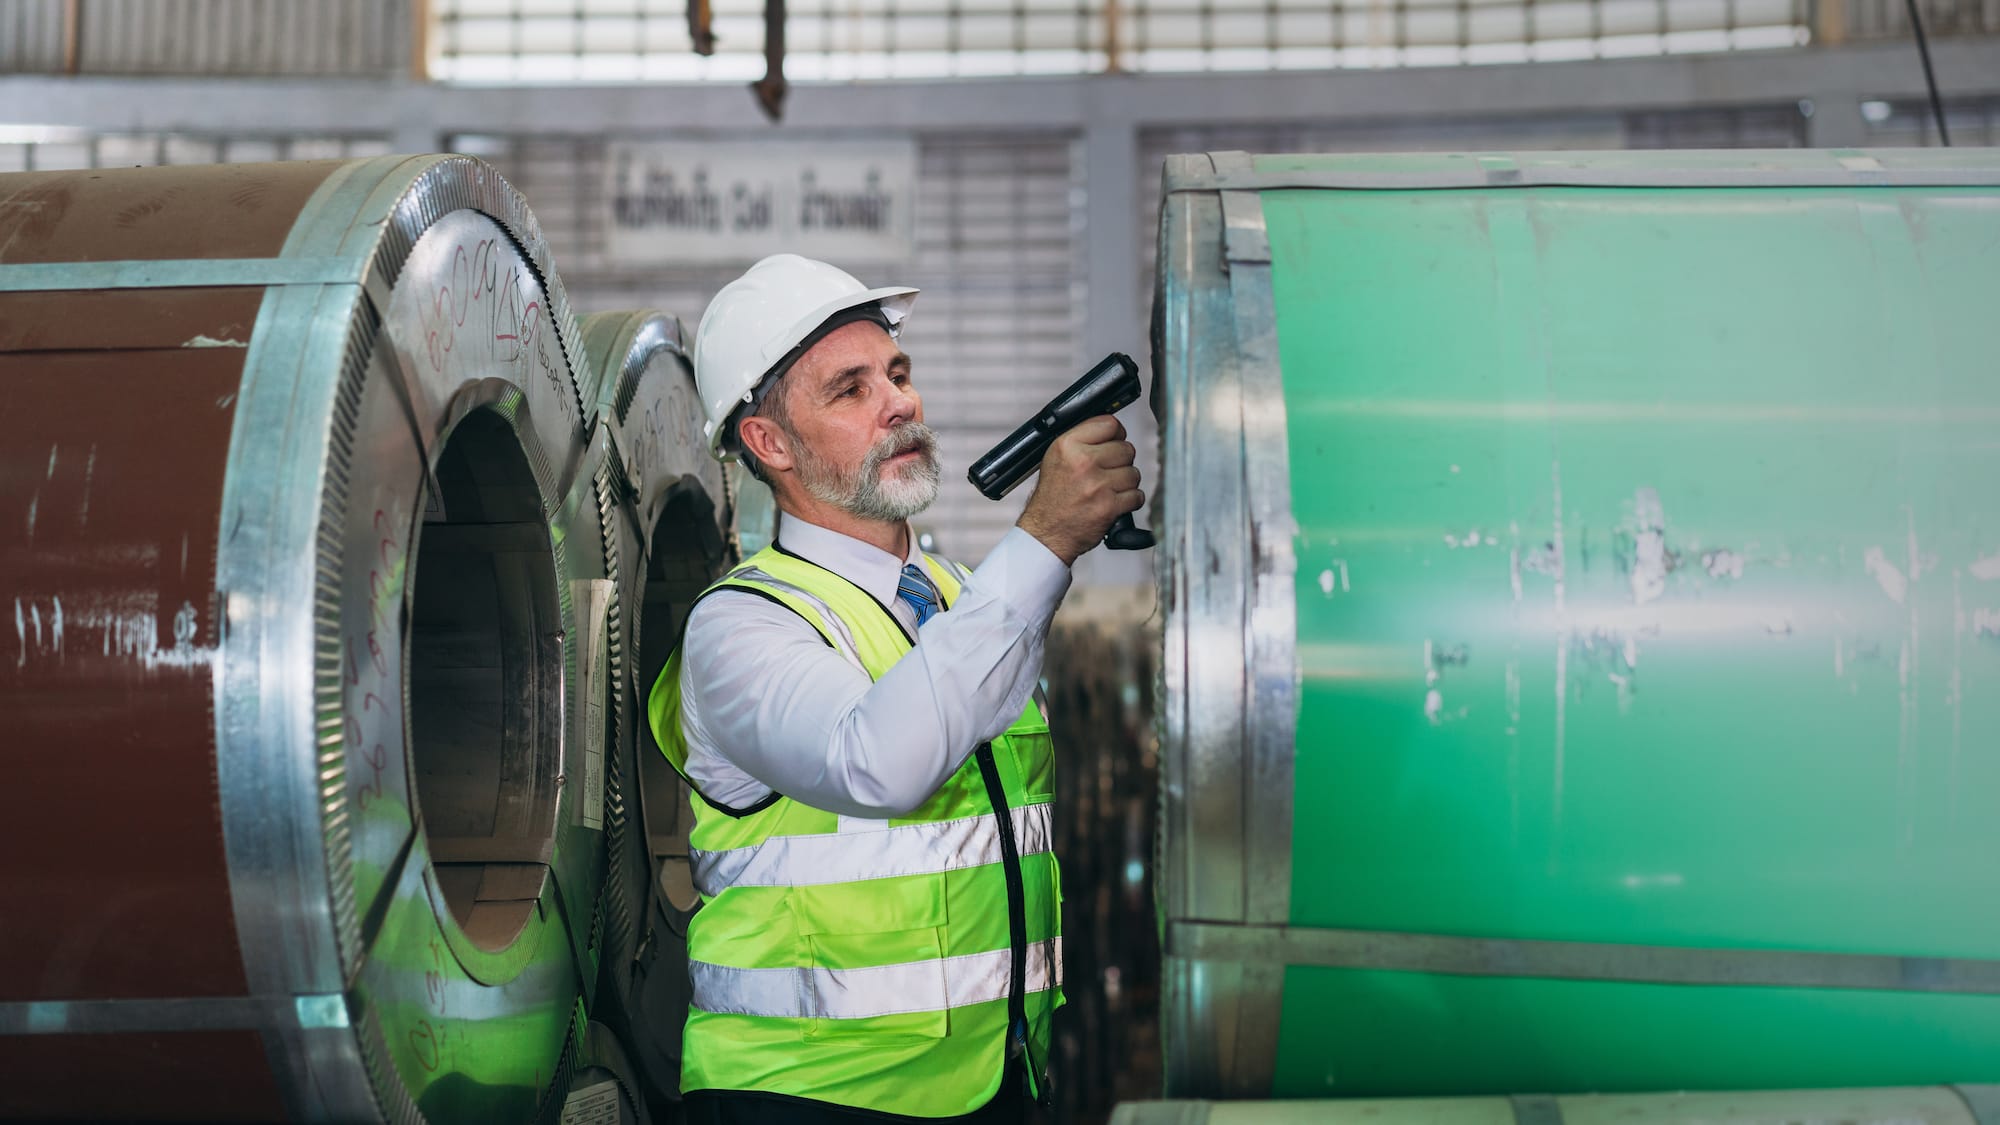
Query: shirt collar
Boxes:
[{"xmin": 774, "ymin": 511, "xmax": 921, "ymax": 611}]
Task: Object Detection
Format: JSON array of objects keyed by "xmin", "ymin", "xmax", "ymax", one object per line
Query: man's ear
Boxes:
[{"xmin": 737, "ymin": 413, "xmax": 793, "ymax": 474}]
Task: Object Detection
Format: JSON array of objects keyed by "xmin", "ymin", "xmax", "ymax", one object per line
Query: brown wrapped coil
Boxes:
[{"xmin": 0, "ymin": 156, "xmax": 663, "ymax": 1123}]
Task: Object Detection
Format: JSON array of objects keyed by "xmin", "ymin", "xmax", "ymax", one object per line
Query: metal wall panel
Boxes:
[
  {"xmin": 1839, "ymin": 0, "xmax": 2000, "ymax": 38},
  {"xmin": 1863, "ymin": 94, "xmax": 2000, "ymax": 145},
  {"xmin": 1623, "ymin": 105, "xmax": 1809, "ymax": 146},
  {"xmin": 0, "ymin": 0, "xmax": 67, "ymax": 71},
  {"xmin": 0, "ymin": 0, "xmax": 412, "ymax": 76},
  {"xmin": 0, "ymin": 131, "xmax": 391, "ymax": 172},
  {"xmin": 464, "ymin": 132, "xmax": 1083, "ymax": 565}
]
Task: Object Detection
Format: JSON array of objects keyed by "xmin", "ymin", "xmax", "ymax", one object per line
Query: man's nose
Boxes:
[{"xmin": 882, "ymin": 376, "xmax": 920, "ymax": 427}]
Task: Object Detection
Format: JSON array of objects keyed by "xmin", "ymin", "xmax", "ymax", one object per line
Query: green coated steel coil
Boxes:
[{"xmin": 1151, "ymin": 149, "xmax": 2000, "ymax": 1099}]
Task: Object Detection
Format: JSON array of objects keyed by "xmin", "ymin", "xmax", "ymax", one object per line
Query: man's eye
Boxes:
[{"xmin": 837, "ymin": 385, "xmax": 860, "ymax": 399}]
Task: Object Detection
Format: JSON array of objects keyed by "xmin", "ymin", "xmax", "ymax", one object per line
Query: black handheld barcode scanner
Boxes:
[{"xmin": 966, "ymin": 352, "xmax": 1155, "ymax": 551}]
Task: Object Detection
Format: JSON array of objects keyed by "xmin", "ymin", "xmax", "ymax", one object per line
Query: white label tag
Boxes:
[
  {"xmin": 559, "ymin": 1079, "xmax": 624, "ymax": 1125},
  {"xmin": 571, "ymin": 578, "xmax": 615, "ymax": 831}
]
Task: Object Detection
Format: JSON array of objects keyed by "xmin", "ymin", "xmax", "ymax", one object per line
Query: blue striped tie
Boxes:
[{"xmin": 897, "ymin": 563, "xmax": 942, "ymax": 628}]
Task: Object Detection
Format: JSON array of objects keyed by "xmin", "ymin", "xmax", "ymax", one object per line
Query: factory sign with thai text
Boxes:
[{"xmin": 604, "ymin": 139, "xmax": 917, "ymax": 265}]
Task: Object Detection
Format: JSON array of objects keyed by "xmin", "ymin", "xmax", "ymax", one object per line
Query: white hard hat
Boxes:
[{"xmin": 693, "ymin": 253, "xmax": 919, "ymax": 460}]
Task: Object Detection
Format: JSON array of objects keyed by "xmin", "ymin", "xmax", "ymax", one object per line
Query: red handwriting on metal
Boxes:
[
  {"xmin": 422, "ymin": 239, "xmax": 503, "ymax": 374},
  {"xmin": 409, "ymin": 1019, "xmax": 441, "ymax": 1073}
]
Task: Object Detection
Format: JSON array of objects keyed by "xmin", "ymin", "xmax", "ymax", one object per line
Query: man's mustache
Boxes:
[{"xmin": 865, "ymin": 423, "xmax": 939, "ymax": 470}]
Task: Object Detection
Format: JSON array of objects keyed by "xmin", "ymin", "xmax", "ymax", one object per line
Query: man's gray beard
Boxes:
[{"xmin": 795, "ymin": 421, "xmax": 942, "ymax": 523}]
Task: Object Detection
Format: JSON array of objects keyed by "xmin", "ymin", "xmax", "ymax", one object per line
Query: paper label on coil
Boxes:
[
  {"xmin": 559, "ymin": 1080, "xmax": 625, "ymax": 1125},
  {"xmin": 572, "ymin": 579, "xmax": 614, "ymax": 831}
]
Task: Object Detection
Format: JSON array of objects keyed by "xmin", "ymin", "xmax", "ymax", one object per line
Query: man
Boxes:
[{"xmin": 647, "ymin": 253, "xmax": 1143, "ymax": 1124}]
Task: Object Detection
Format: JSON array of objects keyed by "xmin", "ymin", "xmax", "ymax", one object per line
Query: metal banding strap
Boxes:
[
  {"xmin": 1168, "ymin": 922, "xmax": 2000, "ymax": 995},
  {"xmin": 0, "ymin": 257, "xmax": 361, "ymax": 292},
  {"xmin": 690, "ymin": 938, "xmax": 1063, "ymax": 1020},
  {"xmin": 1479, "ymin": 154, "xmax": 1524, "ymax": 186},
  {"xmin": 0, "ymin": 993, "xmax": 349, "ymax": 1035},
  {"xmin": 1510, "ymin": 1095, "xmax": 1565, "ymax": 1125},
  {"xmin": 728, "ymin": 566, "xmax": 867, "ymax": 669},
  {"xmin": 1164, "ymin": 152, "xmax": 2000, "ymax": 194},
  {"xmin": 1218, "ymin": 190, "xmax": 1271, "ymax": 265},
  {"xmin": 690, "ymin": 803, "xmax": 1054, "ymax": 899},
  {"xmin": 1213, "ymin": 151, "xmax": 1300, "ymax": 1104},
  {"xmin": 1955, "ymin": 1086, "xmax": 2000, "ymax": 1125},
  {"xmin": 1209, "ymin": 151, "xmax": 1255, "ymax": 179}
]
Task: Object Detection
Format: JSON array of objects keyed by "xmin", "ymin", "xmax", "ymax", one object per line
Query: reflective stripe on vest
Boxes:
[
  {"xmin": 692, "ymin": 937, "xmax": 1064, "ymax": 1020},
  {"xmin": 690, "ymin": 802, "xmax": 1054, "ymax": 898}
]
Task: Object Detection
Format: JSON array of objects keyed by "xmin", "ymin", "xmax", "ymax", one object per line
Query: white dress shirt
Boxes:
[{"xmin": 677, "ymin": 511, "xmax": 1072, "ymax": 818}]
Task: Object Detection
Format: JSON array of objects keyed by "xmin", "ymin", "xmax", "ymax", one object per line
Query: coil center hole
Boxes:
[{"xmin": 409, "ymin": 408, "xmax": 561, "ymax": 953}]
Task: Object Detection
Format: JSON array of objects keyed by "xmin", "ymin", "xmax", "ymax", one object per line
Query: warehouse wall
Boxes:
[
  {"xmin": 0, "ymin": 0, "xmax": 415, "ymax": 76},
  {"xmin": 9, "ymin": 0, "xmax": 1993, "ymax": 80},
  {"xmin": 6, "ymin": 32, "xmax": 2000, "ymax": 578}
]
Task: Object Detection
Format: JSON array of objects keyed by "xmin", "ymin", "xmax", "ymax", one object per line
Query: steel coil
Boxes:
[
  {"xmin": 0, "ymin": 155, "xmax": 633, "ymax": 1122},
  {"xmin": 1152, "ymin": 149, "xmax": 2000, "ymax": 1098},
  {"xmin": 570, "ymin": 309, "xmax": 737, "ymax": 1118}
]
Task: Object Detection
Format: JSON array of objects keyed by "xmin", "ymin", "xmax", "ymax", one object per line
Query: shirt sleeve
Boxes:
[{"xmin": 679, "ymin": 526, "xmax": 1072, "ymax": 818}]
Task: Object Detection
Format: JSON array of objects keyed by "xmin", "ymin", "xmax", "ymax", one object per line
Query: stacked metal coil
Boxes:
[
  {"xmin": 0, "ymin": 157, "xmax": 734, "ymax": 1122},
  {"xmin": 572, "ymin": 308, "xmax": 736, "ymax": 1118}
]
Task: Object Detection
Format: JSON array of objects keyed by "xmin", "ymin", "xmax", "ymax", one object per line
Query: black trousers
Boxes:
[{"xmin": 681, "ymin": 1066, "xmax": 1033, "ymax": 1125}]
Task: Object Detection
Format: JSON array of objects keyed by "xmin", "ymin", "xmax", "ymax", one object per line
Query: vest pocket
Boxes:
[
  {"xmin": 793, "ymin": 878, "xmax": 950, "ymax": 1041},
  {"xmin": 1009, "ymin": 717, "xmax": 1056, "ymax": 801}
]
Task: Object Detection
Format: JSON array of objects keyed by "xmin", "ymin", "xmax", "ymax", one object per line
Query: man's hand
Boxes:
[{"xmin": 1016, "ymin": 415, "xmax": 1144, "ymax": 566}]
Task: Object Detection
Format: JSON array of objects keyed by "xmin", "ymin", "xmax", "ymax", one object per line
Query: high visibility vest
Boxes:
[{"xmin": 648, "ymin": 543, "xmax": 1064, "ymax": 1117}]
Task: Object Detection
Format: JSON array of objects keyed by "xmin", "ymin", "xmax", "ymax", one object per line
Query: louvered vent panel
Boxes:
[
  {"xmin": 1623, "ymin": 106, "xmax": 1807, "ymax": 146},
  {"xmin": 1861, "ymin": 95, "xmax": 2000, "ymax": 146},
  {"xmin": 1839, "ymin": 0, "xmax": 1999, "ymax": 38},
  {"xmin": 0, "ymin": 0, "xmax": 67, "ymax": 71}
]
